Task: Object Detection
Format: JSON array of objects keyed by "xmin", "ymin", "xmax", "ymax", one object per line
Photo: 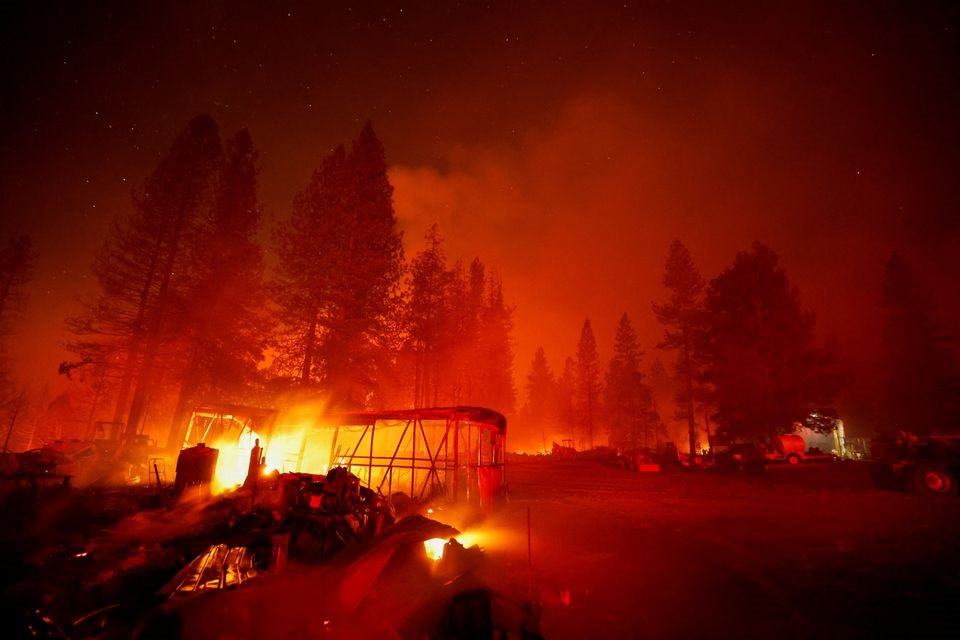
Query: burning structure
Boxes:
[
  {"xmin": 1, "ymin": 405, "xmax": 537, "ymax": 638},
  {"xmin": 181, "ymin": 405, "xmax": 508, "ymax": 506}
]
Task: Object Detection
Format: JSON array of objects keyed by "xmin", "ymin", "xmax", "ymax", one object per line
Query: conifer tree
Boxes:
[
  {"xmin": 605, "ymin": 314, "xmax": 654, "ymax": 450},
  {"xmin": 273, "ymin": 123, "xmax": 403, "ymax": 409},
  {"xmin": 165, "ymin": 129, "xmax": 271, "ymax": 448},
  {"xmin": 558, "ymin": 356, "xmax": 577, "ymax": 444},
  {"xmin": 461, "ymin": 257, "xmax": 487, "ymax": 400},
  {"xmin": 701, "ymin": 243, "xmax": 836, "ymax": 440},
  {"xmin": 400, "ymin": 228, "xmax": 514, "ymax": 411},
  {"xmin": 575, "ymin": 318, "xmax": 602, "ymax": 449},
  {"xmin": 406, "ymin": 225, "xmax": 452, "ymax": 407},
  {"xmin": 653, "ymin": 239, "xmax": 707, "ymax": 458},
  {"xmin": 526, "ymin": 346, "xmax": 555, "ymax": 424},
  {"xmin": 476, "ymin": 274, "xmax": 516, "ymax": 413},
  {"xmin": 68, "ymin": 115, "xmax": 222, "ymax": 437}
]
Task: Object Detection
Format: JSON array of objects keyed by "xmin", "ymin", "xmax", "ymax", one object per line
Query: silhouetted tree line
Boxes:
[
  {"xmin": 401, "ymin": 225, "xmax": 515, "ymax": 412},
  {"xmin": 62, "ymin": 115, "xmax": 516, "ymax": 449},
  {"xmin": 6, "ymin": 114, "xmax": 957, "ymax": 451},
  {"xmin": 522, "ymin": 316, "xmax": 664, "ymax": 452},
  {"xmin": 522, "ymin": 236, "xmax": 960, "ymax": 452},
  {"xmin": 523, "ymin": 239, "xmax": 840, "ymax": 451}
]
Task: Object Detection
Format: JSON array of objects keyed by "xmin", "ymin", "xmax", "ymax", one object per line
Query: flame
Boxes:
[
  {"xmin": 423, "ymin": 530, "xmax": 486, "ymax": 562},
  {"xmin": 452, "ymin": 531, "xmax": 483, "ymax": 548},
  {"xmin": 423, "ymin": 538, "xmax": 448, "ymax": 561},
  {"xmin": 209, "ymin": 426, "xmax": 314, "ymax": 492},
  {"xmin": 195, "ymin": 398, "xmax": 334, "ymax": 493},
  {"xmin": 209, "ymin": 430, "xmax": 261, "ymax": 492}
]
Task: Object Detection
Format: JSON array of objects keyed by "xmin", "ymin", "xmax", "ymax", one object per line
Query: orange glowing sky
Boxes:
[{"xmin": 1, "ymin": 2, "xmax": 958, "ymax": 428}]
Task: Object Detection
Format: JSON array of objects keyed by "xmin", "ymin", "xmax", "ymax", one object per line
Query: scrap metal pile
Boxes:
[{"xmin": 0, "ymin": 456, "xmax": 540, "ymax": 639}]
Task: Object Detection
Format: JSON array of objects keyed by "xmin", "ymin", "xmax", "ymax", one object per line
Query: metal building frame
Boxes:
[
  {"xmin": 330, "ymin": 406, "xmax": 507, "ymax": 501},
  {"xmin": 181, "ymin": 404, "xmax": 507, "ymax": 502},
  {"xmin": 182, "ymin": 404, "xmax": 278, "ymax": 449}
]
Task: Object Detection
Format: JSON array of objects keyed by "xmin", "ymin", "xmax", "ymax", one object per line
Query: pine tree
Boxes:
[
  {"xmin": 273, "ymin": 145, "xmax": 345, "ymax": 387},
  {"xmin": 328, "ymin": 122, "xmax": 404, "ymax": 407},
  {"xmin": 701, "ymin": 243, "xmax": 836, "ymax": 440},
  {"xmin": 273, "ymin": 122, "xmax": 403, "ymax": 409},
  {"xmin": 165, "ymin": 129, "xmax": 271, "ymax": 448},
  {"xmin": 476, "ymin": 274, "xmax": 516, "ymax": 413},
  {"xmin": 400, "ymin": 229, "xmax": 514, "ymax": 412},
  {"xmin": 558, "ymin": 356, "xmax": 577, "ymax": 444},
  {"xmin": 406, "ymin": 225, "xmax": 453, "ymax": 407},
  {"xmin": 124, "ymin": 116, "xmax": 223, "ymax": 436},
  {"xmin": 880, "ymin": 252, "xmax": 960, "ymax": 433},
  {"xmin": 443, "ymin": 260, "xmax": 468, "ymax": 404},
  {"xmin": 462, "ymin": 257, "xmax": 487, "ymax": 401},
  {"xmin": 68, "ymin": 115, "xmax": 223, "ymax": 437},
  {"xmin": 526, "ymin": 346, "xmax": 555, "ymax": 423},
  {"xmin": 653, "ymin": 239, "xmax": 706, "ymax": 458},
  {"xmin": 575, "ymin": 318, "xmax": 602, "ymax": 449},
  {"xmin": 605, "ymin": 314, "xmax": 654, "ymax": 451}
]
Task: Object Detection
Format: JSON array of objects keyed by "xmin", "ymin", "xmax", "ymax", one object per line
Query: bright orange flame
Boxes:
[
  {"xmin": 452, "ymin": 531, "xmax": 483, "ymax": 548},
  {"xmin": 423, "ymin": 530, "xmax": 488, "ymax": 562},
  {"xmin": 208, "ymin": 427, "xmax": 313, "ymax": 493},
  {"xmin": 209, "ymin": 430, "xmax": 261, "ymax": 492},
  {"xmin": 423, "ymin": 538, "xmax": 448, "ymax": 561},
  {"xmin": 197, "ymin": 399, "xmax": 341, "ymax": 493}
]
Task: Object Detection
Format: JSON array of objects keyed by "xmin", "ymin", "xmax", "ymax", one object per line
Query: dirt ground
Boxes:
[{"xmin": 486, "ymin": 459, "xmax": 960, "ymax": 639}]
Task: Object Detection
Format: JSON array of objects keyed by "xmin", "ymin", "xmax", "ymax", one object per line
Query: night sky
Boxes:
[{"xmin": 2, "ymin": 1, "xmax": 959, "ymax": 429}]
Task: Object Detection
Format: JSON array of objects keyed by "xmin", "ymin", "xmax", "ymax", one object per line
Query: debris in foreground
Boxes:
[{"xmin": 1, "ymin": 463, "xmax": 540, "ymax": 639}]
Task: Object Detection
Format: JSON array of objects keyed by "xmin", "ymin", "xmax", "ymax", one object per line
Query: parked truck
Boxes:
[
  {"xmin": 765, "ymin": 434, "xmax": 837, "ymax": 465},
  {"xmin": 869, "ymin": 432, "xmax": 960, "ymax": 496}
]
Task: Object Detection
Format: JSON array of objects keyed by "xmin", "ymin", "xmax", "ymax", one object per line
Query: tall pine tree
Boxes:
[
  {"xmin": 575, "ymin": 318, "xmax": 602, "ymax": 449},
  {"xmin": 653, "ymin": 239, "xmax": 707, "ymax": 458},
  {"xmin": 273, "ymin": 123, "xmax": 403, "ymax": 409},
  {"xmin": 405, "ymin": 225, "xmax": 453, "ymax": 407},
  {"xmin": 558, "ymin": 356, "xmax": 577, "ymax": 444},
  {"xmin": 68, "ymin": 114, "xmax": 223, "ymax": 437},
  {"xmin": 165, "ymin": 129, "xmax": 271, "ymax": 448},
  {"xmin": 701, "ymin": 243, "xmax": 836, "ymax": 440},
  {"xmin": 526, "ymin": 346, "xmax": 555, "ymax": 424},
  {"xmin": 605, "ymin": 314, "xmax": 657, "ymax": 450},
  {"xmin": 476, "ymin": 274, "xmax": 516, "ymax": 413}
]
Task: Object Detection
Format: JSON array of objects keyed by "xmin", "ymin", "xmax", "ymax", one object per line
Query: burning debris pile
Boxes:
[{"xmin": 0, "ymin": 456, "xmax": 540, "ymax": 639}]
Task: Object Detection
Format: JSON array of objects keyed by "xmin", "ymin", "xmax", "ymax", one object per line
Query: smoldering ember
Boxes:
[{"xmin": 1, "ymin": 2, "xmax": 960, "ymax": 639}]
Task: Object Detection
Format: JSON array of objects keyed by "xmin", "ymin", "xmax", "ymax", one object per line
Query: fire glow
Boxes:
[
  {"xmin": 423, "ymin": 537, "xmax": 448, "ymax": 561},
  {"xmin": 209, "ymin": 429, "xmax": 311, "ymax": 492},
  {"xmin": 423, "ymin": 530, "xmax": 485, "ymax": 561}
]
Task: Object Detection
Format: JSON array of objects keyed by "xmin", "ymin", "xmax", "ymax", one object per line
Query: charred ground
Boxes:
[{"xmin": 3, "ymin": 459, "xmax": 960, "ymax": 638}]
